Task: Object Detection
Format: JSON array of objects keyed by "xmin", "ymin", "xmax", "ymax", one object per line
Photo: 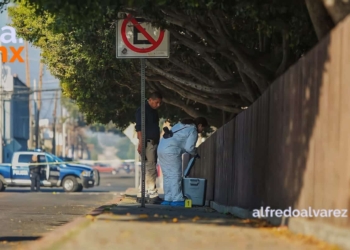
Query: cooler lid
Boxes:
[{"xmin": 184, "ymin": 157, "xmax": 196, "ymax": 177}]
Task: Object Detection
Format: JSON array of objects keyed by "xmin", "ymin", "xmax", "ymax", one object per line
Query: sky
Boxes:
[{"xmin": 1, "ymin": 9, "xmax": 63, "ymax": 122}]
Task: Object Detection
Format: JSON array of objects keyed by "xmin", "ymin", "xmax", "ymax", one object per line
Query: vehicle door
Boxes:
[
  {"xmin": 12, "ymin": 154, "xmax": 32, "ymax": 185},
  {"xmin": 36, "ymin": 154, "xmax": 48, "ymax": 180},
  {"xmin": 45, "ymin": 154, "xmax": 60, "ymax": 183}
]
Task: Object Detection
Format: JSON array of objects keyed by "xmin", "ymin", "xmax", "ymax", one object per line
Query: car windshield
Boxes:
[{"xmin": 48, "ymin": 154, "xmax": 64, "ymax": 163}]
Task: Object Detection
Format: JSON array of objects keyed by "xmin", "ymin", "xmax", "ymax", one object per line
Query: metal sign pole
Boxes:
[{"xmin": 140, "ymin": 58, "xmax": 146, "ymax": 208}]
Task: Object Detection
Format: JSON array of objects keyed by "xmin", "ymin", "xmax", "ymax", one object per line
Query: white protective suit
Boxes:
[{"xmin": 157, "ymin": 122, "xmax": 198, "ymax": 202}]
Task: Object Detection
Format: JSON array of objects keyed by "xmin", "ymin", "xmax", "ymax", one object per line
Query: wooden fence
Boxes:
[{"xmin": 190, "ymin": 15, "xmax": 350, "ymax": 228}]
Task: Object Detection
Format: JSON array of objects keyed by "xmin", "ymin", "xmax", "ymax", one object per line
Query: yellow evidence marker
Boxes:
[{"xmin": 185, "ymin": 199, "xmax": 192, "ymax": 208}]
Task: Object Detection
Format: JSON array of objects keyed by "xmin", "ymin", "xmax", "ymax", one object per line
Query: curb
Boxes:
[
  {"xmin": 123, "ymin": 187, "xmax": 138, "ymax": 197},
  {"xmin": 86, "ymin": 195, "xmax": 124, "ymax": 216},
  {"xmin": 22, "ymin": 193, "xmax": 125, "ymax": 250},
  {"xmin": 23, "ymin": 217, "xmax": 91, "ymax": 250}
]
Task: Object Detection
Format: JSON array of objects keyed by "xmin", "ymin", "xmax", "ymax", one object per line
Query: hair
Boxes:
[
  {"xmin": 149, "ymin": 91, "xmax": 163, "ymax": 100},
  {"xmin": 181, "ymin": 117, "xmax": 209, "ymax": 127}
]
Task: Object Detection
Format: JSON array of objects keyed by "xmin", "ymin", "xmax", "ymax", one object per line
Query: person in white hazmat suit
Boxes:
[{"xmin": 157, "ymin": 117, "xmax": 208, "ymax": 206}]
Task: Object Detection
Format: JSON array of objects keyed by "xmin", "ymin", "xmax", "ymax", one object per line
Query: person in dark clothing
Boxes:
[
  {"xmin": 29, "ymin": 154, "xmax": 41, "ymax": 192},
  {"xmin": 135, "ymin": 91, "xmax": 163, "ymax": 204}
]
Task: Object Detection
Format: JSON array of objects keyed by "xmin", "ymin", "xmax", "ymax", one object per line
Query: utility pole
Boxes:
[
  {"xmin": 35, "ymin": 62, "xmax": 44, "ymax": 149},
  {"xmin": 0, "ymin": 41, "xmax": 3, "ymax": 163},
  {"xmin": 25, "ymin": 41, "xmax": 33, "ymax": 149},
  {"xmin": 52, "ymin": 90, "xmax": 58, "ymax": 155},
  {"xmin": 62, "ymin": 120, "xmax": 66, "ymax": 158},
  {"xmin": 33, "ymin": 79, "xmax": 38, "ymax": 148},
  {"xmin": 60, "ymin": 95, "xmax": 67, "ymax": 157}
]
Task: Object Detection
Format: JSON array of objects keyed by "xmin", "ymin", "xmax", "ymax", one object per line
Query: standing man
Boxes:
[
  {"xmin": 29, "ymin": 154, "xmax": 41, "ymax": 192},
  {"xmin": 135, "ymin": 91, "xmax": 163, "ymax": 204}
]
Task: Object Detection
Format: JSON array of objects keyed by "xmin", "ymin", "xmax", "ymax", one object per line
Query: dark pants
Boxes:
[{"xmin": 30, "ymin": 173, "xmax": 40, "ymax": 191}]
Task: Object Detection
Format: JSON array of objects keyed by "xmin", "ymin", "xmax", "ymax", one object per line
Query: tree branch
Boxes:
[
  {"xmin": 201, "ymin": 53, "xmax": 232, "ymax": 81},
  {"xmin": 149, "ymin": 82, "xmax": 223, "ymax": 128},
  {"xmin": 170, "ymin": 29, "xmax": 215, "ymax": 53},
  {"xmin": 321, "ymin": 0, "xmax": 350, "ymax": 24},
  {"xmin": 305, "ymin": 0, "xmax": 334, "ymax": 40},
  {"xmin": 208, "ymin": 11, "xmax": 272, "ymax": 86},
  {"xmin": 237, "ymin": 69, "xmax": 258, "ymax": 103},
  {"xmin": 147, "ymin": 75, "xmax": 249, "ymax": 106},
  {"xmin": 148, "ymin": 76, "xmax": 244, "ymax": 113},
  {"xmin": 161, "ymin": 10, "xmax": 217, "ymax": 47},
  {"xmin": 221, "ymin": 52, "xmax": 267, "ymax": 93},
  {"xmin": 275, "ymin": 29, "xmax": 290, "ymax": 77},
  {"xmin": 168, "ymin": 57, "xmax": 218, "ymax": 87},
  {"xmin": 146, "ymin": 60, "xmax": 245, "ymax": 95},
  {"xmin": 170, "ymin": 28, "xmax": 241, "ymax": 82}
]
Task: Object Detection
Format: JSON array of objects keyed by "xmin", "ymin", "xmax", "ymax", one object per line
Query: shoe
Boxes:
[
  {"xmin": 148, "ymin": 196, "xmax": 164, "ymax": 204},
  {"xmin": 161, "ymin": 201, "xmax": 171, "ymax": 205},
  {"xmin": 136, "ymin": 196, "xmax": 163, "ymax": 204},
  {"xmin": 170, "ymin": 201, "xmax": 185, "ymax": 207}
]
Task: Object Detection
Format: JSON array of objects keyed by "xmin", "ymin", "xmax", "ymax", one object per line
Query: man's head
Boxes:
[
  {"xmin": 32, "ymin": 155, "xmax": 38, "ymax": 162},
  {"xmin": 194, "ymin": 117, "xmax": 209, "ymax": 133},
  {"xmin": 148, "ymin": 91, "xmax": 162, "ymax": 109}
]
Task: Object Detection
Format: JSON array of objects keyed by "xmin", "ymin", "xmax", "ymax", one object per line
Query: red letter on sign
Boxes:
[{"xmin": 9, "ymin": 46, "xmax": 24, "ymax": 63}]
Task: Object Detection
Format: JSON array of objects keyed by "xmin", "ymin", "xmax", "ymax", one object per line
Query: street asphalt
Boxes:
[{"xmin": 0, "ymin": 173, "xmax": 135, "ymax": 250}]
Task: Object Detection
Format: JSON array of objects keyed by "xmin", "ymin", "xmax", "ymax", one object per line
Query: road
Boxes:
[{"xmin": 0, "ymin": 173, "xmax": 135, "ymax": 250}]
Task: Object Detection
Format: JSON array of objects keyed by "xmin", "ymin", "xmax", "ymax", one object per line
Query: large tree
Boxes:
[
  {"xmin": 8, "ymin": 2, "xmax": 189, "ymax": 127},
  {"xmin": 4, "ymin": 0, "xmax": 346, "ymax": 128}
]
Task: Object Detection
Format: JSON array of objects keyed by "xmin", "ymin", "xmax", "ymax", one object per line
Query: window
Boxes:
[
  {"xmin": 38, "ymin": 155, "xmax": 46, "ymax": 163},
  {"xmin": 18, "ymin": 154, "xmax": 33, "ymax": 163},
  {"xmin": 45, "ymin": 154, "xmax": 55, "ymax": 163},
  {"xmin": 18, "ymin": 154, "xmax": 46, "ymax": 163}
]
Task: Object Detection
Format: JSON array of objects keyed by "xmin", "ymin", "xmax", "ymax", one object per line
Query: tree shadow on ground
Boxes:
[
  {"xmin": 3, "ymin": 189, "xmax": 110, "ymax": 193},
  {"xmin": 92, "ymin": 201, "xmax": 275, "ymax": 228},
  {"xmin": 0, "ymin": 236, "xmax": 41, "ymax": 242}
]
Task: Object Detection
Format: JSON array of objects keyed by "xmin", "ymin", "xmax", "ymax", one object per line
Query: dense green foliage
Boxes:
[{"xmin": 5, "ymin": 0, "xmax": 319, "ymax": 128}]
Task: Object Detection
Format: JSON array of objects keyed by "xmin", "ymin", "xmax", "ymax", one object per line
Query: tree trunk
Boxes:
[
  {"xmin": 321, "ymin": 0, "xmax": 350, "ymax": 24},
  {"xmin": 305, "ymin": 0, "xmax": 335, "ymax": 40}
]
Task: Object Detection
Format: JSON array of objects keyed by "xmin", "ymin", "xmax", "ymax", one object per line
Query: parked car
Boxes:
[
  {"xmin": 91, "ymin": 162, "xmax": 116, "ymax": 174},
  {"xmin": 116, "ymin": 162, "xmax": 135, "ymax": 174},
  {"xmin": 0, "ymin": 151, "xmax": 95, "ymax": 192}
]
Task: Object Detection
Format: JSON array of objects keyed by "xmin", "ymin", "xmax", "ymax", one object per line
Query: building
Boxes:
[{"xmin": 1, "ymin": 65, "xmax": 30, "ymax": 163}]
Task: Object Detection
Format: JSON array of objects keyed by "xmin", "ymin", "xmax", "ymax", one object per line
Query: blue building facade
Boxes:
[{"xmin": 1, "ymin": 67, "xmax": 30, "ymax": 163}]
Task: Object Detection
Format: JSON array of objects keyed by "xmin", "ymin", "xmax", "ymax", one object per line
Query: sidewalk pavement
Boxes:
[{"xmin": 21, "ymin": 188, "xmax": 341, "ymax": 250}]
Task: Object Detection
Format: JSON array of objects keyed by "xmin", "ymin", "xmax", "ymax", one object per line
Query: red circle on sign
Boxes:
[{"xmin": 121, "ymin": 14, "xmax": 165, "ymax": 53}]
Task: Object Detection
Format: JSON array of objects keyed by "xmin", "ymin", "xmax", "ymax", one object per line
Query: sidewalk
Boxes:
[{"xmin": 22, "ymin": 188, "xmax": 341, "ymax": 250}]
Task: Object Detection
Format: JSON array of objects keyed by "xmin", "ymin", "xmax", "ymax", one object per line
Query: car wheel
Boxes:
[
  {"xmin": 62, "ymin": 176, "xmax": 79, "ymax": 192},
  {"xmin": 0, "ymin": 179, "xmax": 6, "ymax": 192},
  {"xmin": 93, "ymin": 170, "xmax": 100, "ymax": 186},
  {"xmin": 76, "ymin": 184, "xmax": 83, "ymax": 192}
]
